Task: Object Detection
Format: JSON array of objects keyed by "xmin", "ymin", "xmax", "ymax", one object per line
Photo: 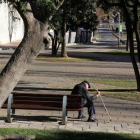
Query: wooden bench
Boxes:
[{"xmin": 2, "ymin": 92, "xmax": 82, "ymax": 124}]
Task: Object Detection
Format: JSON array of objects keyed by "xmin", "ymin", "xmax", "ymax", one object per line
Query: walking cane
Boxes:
[{"xmin": 96, "ymin": 89, "xmax": 112, "ymax": 121}]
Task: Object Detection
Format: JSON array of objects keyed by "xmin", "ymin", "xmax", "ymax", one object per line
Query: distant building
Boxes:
[{"xmin": 0, "ymin": 2, "xmax": 24, "ymax": 44}]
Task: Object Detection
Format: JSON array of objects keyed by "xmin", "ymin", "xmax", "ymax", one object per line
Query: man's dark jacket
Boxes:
[{"xmin": 71, "ymin": 82, "xmax": 97, "ymax": 106}]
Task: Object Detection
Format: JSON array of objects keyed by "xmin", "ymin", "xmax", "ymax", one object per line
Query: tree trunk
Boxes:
[
  {"xmin": 122, "ymin": 1, "xmax": 140, "ymax": 91},
  {"xmin": 49, "ymin": 33, "xmax": 55, "ymax": 55},
  {"xmin": 61, "ymin": 9, "xmax": 68, "ymax": 57},
  {"xmin": 127, "ymin": 24, "xmax": 140, "ymax": 90},
  {"xmin": 0, "ymin": 3, "xmax": 45, "ymax": 107},
  {"xmin": 54, "ymin": 31, "xmax": 58, "ymax": 55},
  {"xmin": 125, "ymin": 22, "xmax": 129, "ymax": 51},
  {"xmin": 51, "ymin": 30, "xmax": 59, "ymax": 56},
  {"xmin": 133, "ymin": 1, "xmax": 140, "ymax": 63},
  {"xmin": 51, "ymin": 34, "xmax": 56, "ymax": 56}
]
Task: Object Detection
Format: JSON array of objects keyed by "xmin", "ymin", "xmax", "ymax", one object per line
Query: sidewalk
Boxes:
[
  {"xmin": 0, "ymin": 40, "xmax": 20, "ymax": 50},
  {"xmin": 0, "ymin": 96, "xmax": 140, "ymax": 133},
  {"xmin": 0, "ymin": 41, "xmax": 139, "ymax": 134},
  {"xmin": 0, "ymin": 41, "xmax": 78, "ymax": 50}
]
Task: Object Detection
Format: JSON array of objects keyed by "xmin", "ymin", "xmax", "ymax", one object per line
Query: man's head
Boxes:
[{"xmin": 83, "ymin": 81, "xmax": 91, "ymax": 89}]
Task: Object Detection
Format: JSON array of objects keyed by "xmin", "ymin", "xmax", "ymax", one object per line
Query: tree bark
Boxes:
[
  {"xmin": 133, "ymin": 0, "xmax": 140, "ymax": 63},
  {"xmin": 51, "ymin": 31, "xmax": 59, "ymax": 56},
  {"xmin": 61, "ymin": 8, "xmax": 68, "ymax": 57},
  {"xmin": 0, "ymin": 0, "xmax": 65, "ymax": 107},
  {"xmin": 125, "ymin": 22, "xmax": 129, "ymax": 51},
  {"xmin": 0, "ymin": 3, "xmax": 45, "ymax": 107},
  {"xmin": 54, "ymin": 31, "xmax": 58, "ymax": 55},
  {"xmin": 127, "ymin": 24, "xmax": 140, "ymax": 90},
  {"xmin": 126, "ymin": 33, "xmax": 129, "ymax": 51}
]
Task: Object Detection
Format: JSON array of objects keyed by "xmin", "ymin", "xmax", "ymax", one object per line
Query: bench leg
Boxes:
[
  {"xmin": 12, "ymin": 109, "xmax": 15, "ymax": 115},
  {"xmin": 62, "ymin": 96, "xmax": 67, "ymax": 125},
  {"xmin": 7, "ymin": 94, "xmax": 13, "ymax": 123}
]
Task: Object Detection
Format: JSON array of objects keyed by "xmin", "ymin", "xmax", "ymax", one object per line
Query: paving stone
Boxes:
[
  {"xmin": 28, "ymin": 124, "xmax": 45, "ymax": 130},
  {"xmin": 0, "ymin": 120, "xmax": 5, "ymax": 124},
  {"xmin": 0, "ymin": 123, "xmax": 20, "ymax": 128}
]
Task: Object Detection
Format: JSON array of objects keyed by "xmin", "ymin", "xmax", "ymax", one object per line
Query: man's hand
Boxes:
[{"xmin": 96, "ymin": 91, "xmax": 100, "ymax": 97}]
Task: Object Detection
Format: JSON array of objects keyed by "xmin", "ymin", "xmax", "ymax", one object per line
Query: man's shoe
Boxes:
[
  {"xmin": 78, "ymin": 115, "xmax": 86, "ymax": 119},
  {"xmin": 87, "ymin": 118, "xmax": 98, "ymax": 122}
]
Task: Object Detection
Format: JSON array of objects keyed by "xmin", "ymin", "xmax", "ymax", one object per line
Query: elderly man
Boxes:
[{"xmin": 71, "ymin": 81, "xmax": 100, "ymax": 122}]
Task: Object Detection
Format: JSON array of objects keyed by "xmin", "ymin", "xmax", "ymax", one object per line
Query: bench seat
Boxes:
[{"xmin": 2, "ymin": 92, "xmax": 82, "ymax": 124}]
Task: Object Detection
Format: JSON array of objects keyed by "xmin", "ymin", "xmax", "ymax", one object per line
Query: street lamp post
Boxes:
[{"xmin": 111, "ymin": 12, "xmax": 121, "ymax": 46}]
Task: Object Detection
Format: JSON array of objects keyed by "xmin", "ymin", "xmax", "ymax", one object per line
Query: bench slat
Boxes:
[
  {"xmin": 12, "ymin": 92, "xmax": 66, "ymax": 97},
  {"xmin": 6, "ymin": 101, "xmax": 62, "ymax": 107},
  {"xmin": 3, "ymin": 94, "xmax": 82, "ymax": 108},
  {"xmin": 2, "ymin": 104, "xmax": 62, "ymax": 110},
  {"xmin": 2, "ymin": 93, "xmax": 82, "ymax": 124},
  {"xmin": 2, "ymin": 104, "xmax": 82, "ymax": 111},
  {"xmin": 2, "ymin": 94, "xmax": 82, "ymax": 108}
]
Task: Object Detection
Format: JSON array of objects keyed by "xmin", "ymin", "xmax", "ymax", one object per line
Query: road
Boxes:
[
  {"xmin": 14, "ymin": 22, "xmax": 135, "ymax": 91},
  {"xmin": 96, "ymin": 23, "xmax": 118, "ymax": 46},
  {"xmin": 0, "ymin": 23, "xmax": 135, "ymax": 92}
]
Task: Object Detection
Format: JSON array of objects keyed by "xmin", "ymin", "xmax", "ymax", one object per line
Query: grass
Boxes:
[
  {"xmin": 0, "ymin": 128, "xmax": 139, "ymax": 140},
  {"xmin": 48, "ymin": 78, "xmax": 139, "ymax": 102},
  {"xmin": 42, "ymin": 78, "xmax": 136, "ymax": 90},
  {"xmin": 36, "ymin": 55, "xmax": 95, "ymax": 62},
  {"xmin": 109, "ymin": 50, "xmax": 138, "ymax": 55},
  {"xmin": 100, "ymin": 91, "xmax": 140, "ymax": 102},
  {"xmin": 85, "ymin": 78, "xmax": 137, "ymax": 89},
  {"xmin": 80, "ymin": 78, "xmax": 140, "ymax": 102},
  {"xmin": 36, "ymin": 51, "xmax": 138, "ymax": 62}
]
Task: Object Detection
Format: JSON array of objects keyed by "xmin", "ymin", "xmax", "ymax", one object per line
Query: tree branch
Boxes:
[
  {"xmin": 56, "ymin": 0, "xmax": 65, "ymax": 10},
  {"xmin": 28, "ymin": 0, "xmax": 38, "ymax": 19},
  {"xmin": 49, "ymin": 0, "xmax": 65, "ymax": 20}
]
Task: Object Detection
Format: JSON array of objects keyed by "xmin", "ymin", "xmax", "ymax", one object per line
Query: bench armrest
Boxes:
[
  {"xmin": 62, "ymin": 96, "xmax": 67, "ymax": 124},
  {"xmin": 7, "ymin": 94, "xmax": 13, "ymax": 123}
]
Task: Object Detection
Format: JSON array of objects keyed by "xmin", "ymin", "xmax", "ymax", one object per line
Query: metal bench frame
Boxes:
[{"xmin": 6, "ymin": 94, "xmax": 69, "ymax": 125}]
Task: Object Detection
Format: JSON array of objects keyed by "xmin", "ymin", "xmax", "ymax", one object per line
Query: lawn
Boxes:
[
  {"xmin": 28, "ymin": 53, "xmax": 140, "ymax": 102},
  {"xmin": 100, "ymin": 91, "xmax": 140, "ymax": 102},
  {"xmin": 109, "ymin": 50, "xmax": 138, "ymax": 55},
  {"xmin": 80, "ymin": 78, "xmax": 140, "ymax": 102},
  {"xmin": 36, "ymin": 55, "xmax": 96, "ymax": 62},
  {"xmin": 0, "ymin": 128, "xmax": 139, "ymax": 140},
  {"xmin": 88, "ymin": 78, "xmax": 137, "ymax": 89}
]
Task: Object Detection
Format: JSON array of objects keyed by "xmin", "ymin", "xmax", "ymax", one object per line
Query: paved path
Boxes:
[
  {"xmin": 0, "ymin": 27, "xmax": 140, "ymax": 134},
  {"xmin": 0, "ymin": 96, "xmax": 140, "ymax": 133}
]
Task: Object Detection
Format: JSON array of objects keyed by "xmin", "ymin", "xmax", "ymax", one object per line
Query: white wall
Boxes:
[{"xmin": 0, "ymin": 2, "xmax": 24, "ymax": 44}]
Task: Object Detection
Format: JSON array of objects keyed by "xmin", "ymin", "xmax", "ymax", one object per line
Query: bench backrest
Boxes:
[{"xmin": 3, "ymin": 92, "xmax": 82, "ymax": 110}]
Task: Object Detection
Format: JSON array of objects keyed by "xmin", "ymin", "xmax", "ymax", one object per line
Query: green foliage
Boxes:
[
  {"xmin": 36, "ymin": 0, "xmax": 57, "ymax": 21},
  {"xmin": 7, "ymin": 0, "xmax": 61, "ymax": 21},
  {"xmin": 53, "ymin": 0, "xmax": 98, "ymax": 31},
  {"xmin": 96, "ymin": 0, "xmax": 140, "ymax": 25},
  {"xmin": 64, "ymin": 0, "xmax": 98, "ymax": 30},
  {"xmin": 9, "ymin": 1, "xmax": 27, "ymax": 13}
]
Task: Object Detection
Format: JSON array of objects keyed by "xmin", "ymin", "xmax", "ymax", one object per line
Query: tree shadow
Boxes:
[{"xmin": 14, "ymin": 87, "xmax": 137, "ymax": 92}]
